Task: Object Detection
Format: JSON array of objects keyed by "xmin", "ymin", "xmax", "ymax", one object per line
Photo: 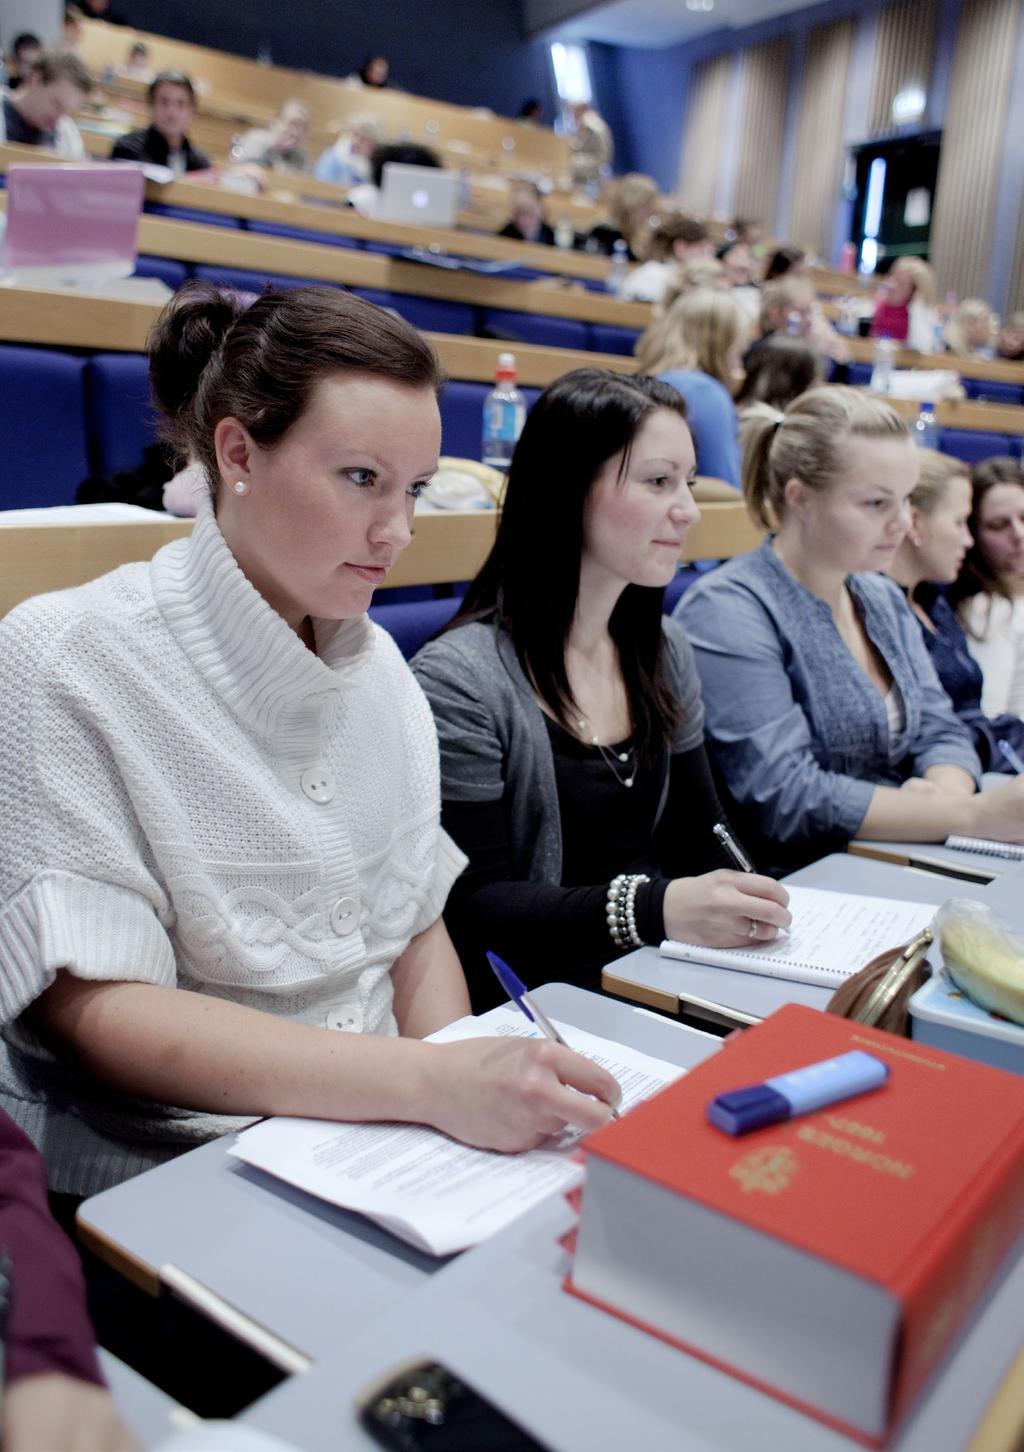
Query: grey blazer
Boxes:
[{"xmin": 412, "ymin": 617, "xmax": 705, "ymax": 885}]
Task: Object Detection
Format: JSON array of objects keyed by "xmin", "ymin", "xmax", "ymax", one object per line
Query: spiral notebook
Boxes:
[
  {"xmin": 945, "ymin": 835, "xmax": 1024, "ymax": 860},
  {"xmin": 660, "ymin": 885, "xmax": 936, "ymax": 988}
]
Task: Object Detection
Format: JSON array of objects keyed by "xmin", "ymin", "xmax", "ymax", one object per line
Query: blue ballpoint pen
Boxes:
[
  {"xmin": 486, "ymin": 951, "xmax": 571, "ymax": 1046},
  {"xmin": 997, "ymin": 739, "xmax": 1024, "ymax": 775},
  {"xmin": 485, "ymin": 951, "xmax": 620, "ymax": 1118}
]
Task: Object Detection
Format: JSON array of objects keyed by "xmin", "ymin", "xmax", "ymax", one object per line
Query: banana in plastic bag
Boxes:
[{"xmin": 936, "ymin": 897, "xmax": 1024, "ymax": 1026}]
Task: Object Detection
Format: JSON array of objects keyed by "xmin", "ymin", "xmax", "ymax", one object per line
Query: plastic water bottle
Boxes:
[
  {"xmin": 913, "ymin": 401, "xmax": 939, "ymax": 451},
  {"xmin": 838, "ymin": 296, "xmax": 860, "ymax": 336},
  {"xmin": 482, "ymin": 353, "xmax": 526, "ymax": 471},
  {"xmin": 870, "ymin": 337, "xmax": 896, "ymax": 394},
  {"xmin": 554, "ymin": 217, "xmax": 575, "ymax": 250},
  {"xmin": 607, "ymin": 238, "xmax": 630, "ymax": 296}
]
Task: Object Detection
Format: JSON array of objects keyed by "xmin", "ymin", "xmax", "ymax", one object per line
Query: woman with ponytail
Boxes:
[
  {"xmin": 0, "ymin": 283, "xmax": 620, "ymax": 1204},
  {"xmin": 677, "ymin": 386, "xmax": 1024, "ymax": 871}
]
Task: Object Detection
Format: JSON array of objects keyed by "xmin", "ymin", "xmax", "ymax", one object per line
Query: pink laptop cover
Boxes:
[{"xmin": 3, "ymin": 164, "xmax": 145, "ymax": 274}]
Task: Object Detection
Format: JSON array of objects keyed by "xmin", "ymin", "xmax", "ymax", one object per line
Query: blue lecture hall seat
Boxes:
[
  {"xmin": 86, "ymin": 355, "xmax": 157, "ymax": 475},
  {"xmin": 480, "ymin": 307, "xmax": 588, "ymax": 352},
  {"xmin": 439, "ymin": 381, "xmax": 490, "ymax": 459},
  {"xmin": 368, "ymin": 595, "xmax": 461, "ymax": 660},
  {"xmin": 133, "ymin": 256, "xmax": 190, "ymax": 290},
  {"xmin": 245, "ymin": 220, "xmax": 363, "ymax": 249},
  {"xmin": 962, "ymin": 378, "xmax": 1024, "ymax": 407},
  {"xmin": 0, "ymin": 345, "xmax": 90, "ymax": 510},
  {"xmin": 349, "ymin": 287, "xmax": 477, "ymax": 335},
  {"xmin": 192, "ymin": 264, "xmax": 341, "ymax": 294},
  {"xmin": 847, "ymin": 362, "xmax": 874, "ymax": 387},
  {"xmin": 939, "ymin": 430, "xmax": 1016, "ymax": 467},
  {"xmin": 590, "ymin": 324, "xmax": 642, "ymax": 357},
  {"xmin": 145, "ymin": 203, "xmax": 242, "ymax": 229}
]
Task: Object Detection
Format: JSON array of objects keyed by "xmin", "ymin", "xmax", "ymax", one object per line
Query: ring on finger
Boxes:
[{"xmin": 747, "ymin": 918, "xmax": 759, "ymax": 939}]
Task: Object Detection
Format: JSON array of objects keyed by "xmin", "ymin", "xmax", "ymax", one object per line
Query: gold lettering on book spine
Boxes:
[
  {"xmin": 796, "ymin": 1124, "xmax": 915, "ymax": 1179},
  {"xmin": 730, "ymin": 1146, "xmax": 798, "ymax": 1195}
]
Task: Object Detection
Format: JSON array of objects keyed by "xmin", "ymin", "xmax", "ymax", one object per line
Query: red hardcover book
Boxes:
[{"xmin": 567, "ymin": 1005, "xmax": 1024, "ymax": 1447}]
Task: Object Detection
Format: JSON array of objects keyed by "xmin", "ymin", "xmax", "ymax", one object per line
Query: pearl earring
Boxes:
[
  {"xmin": 232, "ymin": 480, "xmax": 249, "ymax": 496},
  {"xmin": 911, "ymin": 534, "xmax": 922, "ymax": 547}
]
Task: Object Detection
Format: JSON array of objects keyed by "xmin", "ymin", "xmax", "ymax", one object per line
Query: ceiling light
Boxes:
[{"xmin": 686, "ymin": 0, "xmax": 715, "ymax": 11}]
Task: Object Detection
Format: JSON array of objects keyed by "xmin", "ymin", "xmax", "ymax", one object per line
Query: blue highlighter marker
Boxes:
[{"xmin": 707, "ymin": 1050, "xmax": 889, "ymax": 1136}]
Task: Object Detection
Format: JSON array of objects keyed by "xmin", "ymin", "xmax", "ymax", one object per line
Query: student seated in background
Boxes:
[
  {"xmin": 885, "ymin": 449, "xmax": 1024, "ymax": 773},
  {"xmin": 314, "ymin": 111, "xmax": 385, "ymax": 187},
  {"xmin": 762, "ymin": 244, "xmax": 807, "ymax": 283},
  {"xmin": 347, "ymin": 141, "xmax": 440, "ymax": 217},
  {"xmin": 943, "ymin": 298, "xmax": 997, "ymax": 359},
  {"xmin": 110, "ymin": 69, "xmax": 210, "ymax": 175},
  {"xmin": 2, "ymin": 31, "xmax": 41, "ymax": 90},
  {"xmin": 621, "ymin": 211, "xmax": 714, "ymax": 304},
  {"xmin": 996, "ymin": 311, "xmax": 1024, "ymax": 361},
  {"xmin": 413, "ymin": 369, "xmax": 790, "ymax": 1011},
  {"xmin": 578, "ymin": 172, "xmax": 659, "ymax": 259},
  {"xmin": 236, "ymin": 99, "xmax": 311, "ymax": 172},
  {"xmin": 678, "ymin": 388, "xmax": 1024, "ymax": 873},
  {"xmin": 634, "ymin": 289, "xmax": 746, "ymax": 487},
  {"xmin": 870, "ymin": 256, "xmax": 939, "ymax": 353},
  {"xmin": 0, "ymin": 284, "xmax": 619, "ymax": 1206},
  {"xmin": 0, "ymin": 49, "xmax": 90, "ymax": 156},
  {"xmin": 950, "ymin": 456, "xmax": 1024, "ymax": 719},
  {"xmin": 0, "ymin": 1108, "xmax": 137, "ymax": 1452},
  {"xmin": 755, "ymin": 276, "xmax": 850, "ymax": 375},
  {"xmin": 716, "ymin": 238, "xmax": 760, "ymax": 323},
  {"xmin": 497, "ymin": 182, "xmax": 554, "ymax": 246},
  {"xmin": 735, "ymin": 335, "xmax": 823, "ymax": 416}
]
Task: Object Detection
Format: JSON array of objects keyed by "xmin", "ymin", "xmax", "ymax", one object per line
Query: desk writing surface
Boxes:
[
  {"xmin": 603, "ymin": 854, "xmax": 960, "ymax": 1023},
  {"xmin": 244, "ymin": 1193, "xmax": 1024, "ymax": 1452},
  {"xmin": 78, "ymin": 985, "xmax": 717, "ymax": 1362}
]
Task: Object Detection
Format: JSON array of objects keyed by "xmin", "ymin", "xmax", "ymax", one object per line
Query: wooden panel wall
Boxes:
[
  {"xmin": 930, "ymin": 0, "xmax": 1019, "ymax": 300},
  {"xmin": 733, "ymin": 37, "xmax": 793, "ymax": 228},
  {"xmin": 785, "ymin": 18, "xmax": 855, "ymax": 260}
]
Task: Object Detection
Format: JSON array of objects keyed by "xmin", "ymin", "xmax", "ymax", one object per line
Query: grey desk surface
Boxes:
[
  {"xmin": 99, "ymin": 1350, "xmax": 190, "ymax": 1449},
  {"xmin": 78, "ymin": 983, "xmax": 719, "ymax": 1364},
  {"xmin": 603, "ymin": 852, "xmax": 971, "ymax": 1026},
  {"xmin": 243, "ymin": 1193, "xmax": 1024, "ymax": 1452}
]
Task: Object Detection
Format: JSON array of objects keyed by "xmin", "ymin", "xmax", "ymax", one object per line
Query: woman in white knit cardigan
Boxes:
[{"xmin": 0, "ymin": 284, "xmax": 619, "ymax": 1200}]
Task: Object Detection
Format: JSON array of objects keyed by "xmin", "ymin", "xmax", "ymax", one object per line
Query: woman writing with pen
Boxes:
[{"xmin": 412, "ymin": 369, "xmax": 791, "ymax": 1012}]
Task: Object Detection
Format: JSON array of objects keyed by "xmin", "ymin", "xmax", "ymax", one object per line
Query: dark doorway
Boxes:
[{"xmin": 849, "ymin": 131, "xmax": 941, "ymax": 274}]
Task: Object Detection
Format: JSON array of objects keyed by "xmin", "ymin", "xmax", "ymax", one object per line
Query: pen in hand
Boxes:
[
  {"xmin": 485, "ymin": 951, "xmax": 619, "ymax": 1119},
  {"xmin": 997, "ymin": 739, "xmax": 1024, "ymax": 775},
  {"xmin": 713, "ymin": 822, "xmax": 755, "ymax": 873}
]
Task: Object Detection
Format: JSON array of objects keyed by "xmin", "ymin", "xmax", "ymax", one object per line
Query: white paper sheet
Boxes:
[{"xmin": 228, "ymin": 1008, "xmax": 683, "ymax": 1256}]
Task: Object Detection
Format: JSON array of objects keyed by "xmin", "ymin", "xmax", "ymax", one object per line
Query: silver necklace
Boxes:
[{"xmin": 576, "ymin": 717, "xmax": 636, "ymax": 788}]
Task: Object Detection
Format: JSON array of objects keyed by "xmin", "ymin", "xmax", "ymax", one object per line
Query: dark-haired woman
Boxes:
[
  {"xmin": 951, "ymin": 457, "xmax": 1024, "ymax": 718},
  {"xmin": 0, "ymin": 284, "xmax": 619, "ymax": 1200},
  {"xmin": 412, "ymin": 369, "xmax": 791, "ymax": 1011}
]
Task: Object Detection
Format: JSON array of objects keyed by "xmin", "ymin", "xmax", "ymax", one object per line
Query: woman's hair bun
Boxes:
[{"xmin": 148, "ymin": 281, "xmax": 246, "ymax": 425}]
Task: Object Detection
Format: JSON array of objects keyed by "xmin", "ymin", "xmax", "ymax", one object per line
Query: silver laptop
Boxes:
[{"xmin": 379, "ymin": 163, "xmax": 460, "ymax": 228}]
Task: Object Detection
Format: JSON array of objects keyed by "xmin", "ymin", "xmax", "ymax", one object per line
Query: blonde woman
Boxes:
[
  {"xmin": 944, "ymin": 298, "xmax": 997, "ymax": 358},
  {"xmin": 635, "ymin": 289, "xmax": 746, "ymax": 485},
  {"xmin": 871, "ymin": 256, "xmax": 939, "ymax": 353},
  {"xmin": 580, "ymin": 172, "xmax": 660, "ymax": 259},
  {"xmin": 677, "ymin": 387, "xmax": 1024, "ymax": 871}
]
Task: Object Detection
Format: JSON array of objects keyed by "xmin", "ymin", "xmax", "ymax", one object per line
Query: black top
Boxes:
[
  {"xmin": 442, "ymin": 733, "xmax": 734, "ymax": 1011},
  {"xmin": 110, "ymin": 125, "xmax": 210, "ymax": 172},
  {"xmin": 498, "ymin": 220, "xmax": 556, "ymax": 247},
  {"xmin": 2, "ymin": 95, "xmax": 54, "ymax": 148},
  {"xmin": 577, "ymin": 222, "xmax": 637, "ymax": 260}
]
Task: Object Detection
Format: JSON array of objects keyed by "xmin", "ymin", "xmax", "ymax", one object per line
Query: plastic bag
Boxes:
[{"xmin": 935, "ymin": 897, "xmax": 1024, "ymax": 1027}]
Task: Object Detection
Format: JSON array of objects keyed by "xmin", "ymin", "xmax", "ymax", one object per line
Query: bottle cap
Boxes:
[{"xmin": 496, "ymin": 351, "xmax": 517, "ymax": 381}]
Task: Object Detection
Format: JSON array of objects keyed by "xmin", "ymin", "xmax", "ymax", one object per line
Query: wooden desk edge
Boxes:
[
  {"xmin": 76, "ymin": 1214, "xmax": 162, "ymax": 1297},
  {"xmin": 601, "ymin": 970, "xmax": 680, "ymax": 1016},
  {"xmin": 965, "ymin": 1344, "xmax": 1024, "ymax": 1452}
]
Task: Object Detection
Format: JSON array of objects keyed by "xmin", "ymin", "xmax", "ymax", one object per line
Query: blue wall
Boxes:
[{"xmin": 126, "ymin": 0, "xmax": 555, "ymax": 121}]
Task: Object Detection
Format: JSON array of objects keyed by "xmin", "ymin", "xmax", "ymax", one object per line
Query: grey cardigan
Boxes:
[
  {"xmin": 677, "ymin": 539, "xmax": 981, "ymax": 854},
  {"xmin": 412, "ymin": 617, "xmax": 704, "ymax": 884}
]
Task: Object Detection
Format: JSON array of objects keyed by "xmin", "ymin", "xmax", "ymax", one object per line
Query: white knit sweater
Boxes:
[{"xmin": 0, "ymin": 497, "xmax": 466, "ymax": 1195}]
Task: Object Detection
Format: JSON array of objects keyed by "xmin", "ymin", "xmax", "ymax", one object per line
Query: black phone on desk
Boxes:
[{"xmin": 357, "ymin": 1356, "xmax": 553, "ymax": 1451}]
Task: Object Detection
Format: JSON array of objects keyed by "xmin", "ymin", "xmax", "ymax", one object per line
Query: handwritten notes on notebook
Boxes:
[
  {"xmin": 661, "ymin": 886, "xmax": 936, "ymax": 988},
  {"xmin": 228, "ymin": 1007, "xmax": 682, "ymax": 1256}
]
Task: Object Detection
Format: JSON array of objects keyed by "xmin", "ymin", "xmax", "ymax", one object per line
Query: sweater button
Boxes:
[
  {"xmin": 325, "ymin": 1006, "xmax": 363, "ymax": 1032},
  {"xmin": 330, "ymin": 896, "xmax": 359, "ymax": 935},
  {"xmin": 300, "ymin": 767, "xmax": 336, "ymax": 804}
]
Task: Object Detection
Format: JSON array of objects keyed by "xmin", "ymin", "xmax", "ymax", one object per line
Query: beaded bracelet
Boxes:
[{"xmin": 606, "ymin": 872, "xmax": 651, "ymax": 950}]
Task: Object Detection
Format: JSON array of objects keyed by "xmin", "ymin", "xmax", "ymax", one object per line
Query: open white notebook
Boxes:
[
  {"xmin": 945, "ymin": 835, "xmax": 1024, "ymax": 860},
  {"xmin": 660, "ymin": 885, "xmax": 936, "ymax": 988},
  {"xmin": 228, "ymin": 1007, "xmax": 683, "ymax": 1257}
]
